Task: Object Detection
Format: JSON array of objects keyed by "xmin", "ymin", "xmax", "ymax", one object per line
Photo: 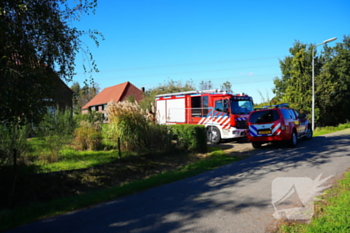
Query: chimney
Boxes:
[{"xmin": 141, "ymin": 87, "xmax": 145, "ymax": 92}]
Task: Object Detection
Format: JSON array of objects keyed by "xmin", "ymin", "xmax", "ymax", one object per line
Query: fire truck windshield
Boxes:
[{"xmin": 230, "ymin": 98, "xmax": 254, "ymax": 115}]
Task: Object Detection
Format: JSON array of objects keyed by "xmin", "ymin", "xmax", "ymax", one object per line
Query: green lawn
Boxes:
[{"xmin": 26, "ymin": 137, "xmax": 123, "ymax": 173}]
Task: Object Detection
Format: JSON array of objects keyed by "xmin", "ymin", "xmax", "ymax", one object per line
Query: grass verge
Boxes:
[
  {"xmin": 279, "ymin": 170, "xmax": 350, "ymax": 233},
  {"xmin": 0, "ymin": 148, "xmax": 243, "ymax": 232},
  {"xmin": 313, "ymin": 122, "xmax": 350, "ymax": 137}
]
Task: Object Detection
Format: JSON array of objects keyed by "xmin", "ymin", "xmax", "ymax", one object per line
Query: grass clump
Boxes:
[
  {"xmin": 74, "ymin": 121, "xmax": 103, "ymax": 151},
  {"xmin": 0, "ymin": 121, "xmax": 29, "ymax": 166},
  {"xmin": 107, "ymin": 100, "xmax": 173, "ymax": 153}
]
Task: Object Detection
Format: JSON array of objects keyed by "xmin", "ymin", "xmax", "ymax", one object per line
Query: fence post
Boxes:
[
  {"xmin": 118, "ymin": 137, "xmax": 121, "ymax": 158},
  {"xmin": 13, "ymin": 148, "xmax": 17, "ymax": 174}
]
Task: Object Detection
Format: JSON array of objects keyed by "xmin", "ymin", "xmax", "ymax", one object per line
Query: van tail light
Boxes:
[{"xmin": 281, "ymin": 125, "xmax": 286, "ymax": 130}]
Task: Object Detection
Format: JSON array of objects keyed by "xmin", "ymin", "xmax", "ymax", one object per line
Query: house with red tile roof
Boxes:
[{"xmin": 81, "ymin": 82, "xmax": 144, "ymax": 121}]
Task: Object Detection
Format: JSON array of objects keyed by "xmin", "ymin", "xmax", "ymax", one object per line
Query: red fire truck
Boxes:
[{"xmin": 155, "ymin": 89, "xmax": 254, "ymax": 144}]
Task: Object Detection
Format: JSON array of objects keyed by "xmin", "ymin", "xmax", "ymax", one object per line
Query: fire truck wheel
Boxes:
[
  {"xmin": 207, "ymin": 127, "xmax": 221, "ymax": 144},
  {"xmin": 252, "ymin": 142, "xmax": 262, "ymax": 149}
]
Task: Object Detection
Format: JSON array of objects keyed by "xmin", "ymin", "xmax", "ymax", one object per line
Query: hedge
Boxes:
[{"xmin": 169, "ymin": 124, "xmax": 207, "ymax": 153}]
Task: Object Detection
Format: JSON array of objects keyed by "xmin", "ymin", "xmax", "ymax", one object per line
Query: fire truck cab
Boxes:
[{"xmin": 155, "ymin": 89, "xmax": 254, "ymax": 144}]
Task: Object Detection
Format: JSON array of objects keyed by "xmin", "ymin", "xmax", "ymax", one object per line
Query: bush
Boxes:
[
  {"xmin": 74, "ymin": 121, "xmax": 103, "ymax": 151},
  {"xmin": 170, "ymin": 124, "xmax": 207, "ymax": 153},
  {"xmin": 107, "ymin": 100, "xmax": 173, "ymax": 153}
]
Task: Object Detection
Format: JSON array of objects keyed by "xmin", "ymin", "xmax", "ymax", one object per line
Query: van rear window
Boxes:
[{"xmin": 249, "ymin": 110, "xmax": 280, "ymax": 123}]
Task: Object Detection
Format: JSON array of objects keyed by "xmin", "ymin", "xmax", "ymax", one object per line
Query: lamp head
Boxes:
[{"xmin": 323, "ymin": 37, "xmax": 337, "ymax": 44}]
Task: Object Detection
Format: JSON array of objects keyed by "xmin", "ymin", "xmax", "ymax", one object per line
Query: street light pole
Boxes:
[{"xmin": 311, "ymin": 37, "xmax": 337, "ymax": 131}]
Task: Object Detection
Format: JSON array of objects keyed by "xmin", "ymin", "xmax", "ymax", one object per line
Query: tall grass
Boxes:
[
  {"xmin": 0, "ymin": 121, "xmax": 30, "ymax": 167},
  {"xmin": 35, "ymin": 108, "xmax": 75, "ymax": 162},
  {"xmin": 107, "ymin": 100, "xmax": 172, "ymax": 153},
  {"xmin": 74, "ymin": 121, "xmax": 103, "ymax": 151}
]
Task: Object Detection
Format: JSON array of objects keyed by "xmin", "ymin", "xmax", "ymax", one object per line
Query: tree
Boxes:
[
  {"xmin": 272, "ymin": 42, "xmax": 318, "ymax": 117},
  {"xmin": 199, "ymin": 80, "xmax": 213, "ymax": 90},
  {"xmin": 71, "ymin": 81, "xmax": 100, "ymax": 114},
  {"xmin": 316, "ymin": 35, "xmax": 350, "ymax": 125},
  {"xmin": 0, "ymin": 0, "xmax": 103, "ymax": 123},
  {"xmin": 139, "ymin": 79, "xmax": 196, "ymax": 112},
  {"xmin": 272, "ymin": 36, "xmax": 350, "ymax": 125},
  {"xmin": 220, "ymin": 81, "xmax": 233, "ymax": 92}
]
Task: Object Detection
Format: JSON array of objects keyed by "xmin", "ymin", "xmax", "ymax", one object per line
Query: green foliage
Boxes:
[
  {"xmin": 272, "ymin": 36, "xmax": 350, "ymax": 125},
  {"xmin": 316, "ymin": 35, "xmax": 350, "ymax": 125},
  {"xmin": 71, "ymin": 82, "xmax": 100, "ymax": 115},
  {"xmin": 220, "ymin": 81, "xmax": 233, "ymax": 92},
  {"xmin": 170, "ymin": 124, "xmax": 207, "ymax": 153},
  {"xmin": 0, "ymin": 0, "xmax": 103, "ymax": 123},
  {"xmin": 0, "ymin": 122, "xmax": 30, "ymax": 166},
  {"xmin": 139, "ymin": 79, "xmax": 196, "ymax": 111},
  {"xmin": 126, "ymin": 95, "xmax": 136, "ymax": 103},
  {"xmin": 74, "ymin": 121, "xmax": 103, "ymax": 151},
  {"xmin": 35, "ymin": 108, "xmax": 75, "ymax": 162},
  {"xmin": 107, "ymin": 100, "xmax": 173, "ymax": 153},
  {"xmin": 74, "ymin": 110, "xmax": 104, "ymax": 124}
]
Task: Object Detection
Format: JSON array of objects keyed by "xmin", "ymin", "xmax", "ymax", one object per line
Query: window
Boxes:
[
  {"xmin": 191, "ymin": 96, "xmax": 209, "ymax": 117},
  {"xmin": 215, "ymin": 99, "xmax": 228, "ymax": 112},
  {"xmin": 288, "ymin": 109, "xmax": 297, "ymax": 119},
  {"xmin": 230, "ymin": 99, "xmax": 254, "ymax": 114},
  {"xmin": 249, "ymin": 110, "xmax": 280, "ymax": 123},
  {"xmin": 215, "ymin": 100, "xmax": 223, "ymax": 111},
  {"xmin": 202, "ymin": 96, "xmax": 209, "ymax": 116},
  {"xmin": 293, "ymin": 110, "xmax": 300, "ymax": 118},
  {"xmin": 280, "ymin": 109, "xmax": 292, "ymax": 119},
  {"xmin": 191, "ymin": 96, "xmax": 201, "ymax": 117}
]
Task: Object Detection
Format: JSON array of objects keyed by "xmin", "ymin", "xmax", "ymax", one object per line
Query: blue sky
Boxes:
[{"xmin": 72, "ymin": 0, "xmax": 349, "ymax": 104}]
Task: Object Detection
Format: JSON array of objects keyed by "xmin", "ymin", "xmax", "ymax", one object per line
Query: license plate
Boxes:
[{"xmin": 258, "ymin": 130, "xmax": 271, "ymax": 134}]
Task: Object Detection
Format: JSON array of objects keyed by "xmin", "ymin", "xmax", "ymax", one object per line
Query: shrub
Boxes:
[
  {"xmin": 74, "ymin": 121, "xmax": 103, "ymax": 151},
  {"xmin": 106, "ymin": 100, "xmax": 172, "ymax": 153},
  {"xmin": 170, "ymin": 124, "xmax": 207, "ymax": 153}
]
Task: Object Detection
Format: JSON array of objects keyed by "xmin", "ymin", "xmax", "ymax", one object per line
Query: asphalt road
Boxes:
[{"xmin": 7, "ymin": 129, "xmax": 350, "ymax": 233}]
